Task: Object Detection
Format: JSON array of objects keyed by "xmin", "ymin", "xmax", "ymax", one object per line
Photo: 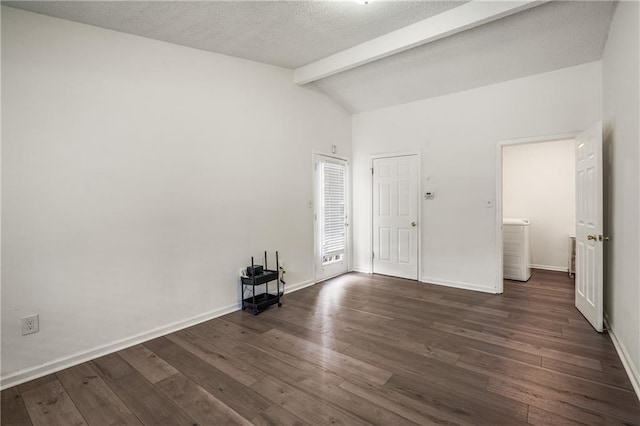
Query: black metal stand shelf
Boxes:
[{"xmin": 241, "ymin": 251, "xmax": 282, "ymax": 315}]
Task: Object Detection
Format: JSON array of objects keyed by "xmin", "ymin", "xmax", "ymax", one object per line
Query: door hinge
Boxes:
[
  {"xmin": 372, "ymin": 251, "xmax": 375, "ymax": 260},
  {"xmin": 371, "ymin": 168, "xmax": 374, "ymax": 175}
]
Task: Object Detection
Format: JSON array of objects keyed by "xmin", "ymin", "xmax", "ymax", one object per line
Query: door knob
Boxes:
[
  {"xmin": 587, "ymin": 234, "xmax": 597, "ymax": 241},
  {"xmin": 411, "ymin": 221, "xmax": 417, "ymax": 227}
]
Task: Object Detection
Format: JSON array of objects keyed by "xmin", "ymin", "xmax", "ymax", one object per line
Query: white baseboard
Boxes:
[
  {"xmin": 351, "ymin": 266, "xmax": 371, "ymax": 274},
  {"xmin": 1, "ymin": 278, "xmax": 318, "ymax": 391},
  {"xmin": 530, "ymin": 264, "xmax": 569, "ymax": 272},
  {"xmin": 420, "ymin": 276, "xmax": 499, "ymax": 294},
  {"xmin": 604, "ymin": 315, "xmax": 640, "ymax": 401}
]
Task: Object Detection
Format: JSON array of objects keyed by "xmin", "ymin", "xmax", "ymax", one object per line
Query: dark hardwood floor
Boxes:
[{"xmin": 3, "ymin": 270, "xmax": 639, "ymax": 425}]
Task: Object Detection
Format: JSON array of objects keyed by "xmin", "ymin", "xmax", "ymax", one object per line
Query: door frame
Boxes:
[
  {"xmin": 369, "ymin": 151, "xmax": 422, "ymax": 280},
  {"xmin": 313, "ymin": 151, "xmax": 351, "ymax": 282},
  {"xmin": 495, "ymin": 131, "xmax": 580, "ymax": 293}
]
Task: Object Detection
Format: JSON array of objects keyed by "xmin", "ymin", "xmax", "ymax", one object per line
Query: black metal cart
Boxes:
[{"xmin": 241, "ymin": 251, "xmax": 283, "ymax": 315}]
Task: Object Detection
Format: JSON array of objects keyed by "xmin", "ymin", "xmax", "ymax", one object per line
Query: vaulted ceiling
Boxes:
[
  {"xmin": 3, "ymin": 1, "xmax": 616, "ymax": 113},
  {"xmin": 314, "ymin": 0, "xmax": 615, "ymax": 112}
]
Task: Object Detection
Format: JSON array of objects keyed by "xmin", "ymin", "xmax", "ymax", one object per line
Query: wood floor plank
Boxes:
[
  {"xmin": 457, "ymin": 348, "xmax": 640, "ymax": 414},
  {"xmin": 251, "ymin": 374, "xmax": 370, "ymax": 426},
  {"xmin": 487, "ymin": 376, "xmax": 636, "ymax": 425},
  {"xmin": 21, "ymin": 379, "xmax": 87, "ymax": 426},
  {"xmin": 220, "ymin": 310, "xmax": 275, "ymax": 334},
  {"xmin": 3, "ymin": 270, "xmax": 638, "ymax": 425},
  {"xmin": 298, "ymin": 380, "xmax": 419, "ymax": 426},
  {"xmin": 385, "ymin": 373, "xmax": 530, "ymax": 426},
  {"xmin": 251, "ymin": 404, "xmax": 310, "ymax": 426},
  {"xmin": 166, "ymin": 329, "xmax": 266, "ymax": 387},
  {"xmin": 333, "ymin": 324, "xmax": 461, "ymax": 366},
  {"xmin": 17, "ymin": 374, "xmax": 58, "ymax": 394},
  {"xmin": 218, "ymin": 327, "xmax": 349, "ymax": 390},
  {"xmin": 283, "ymin": 299, "xmax": 462, "ymax": 366},
  {"xmin": 219, "ymin": 312, "xmax": 357, "ymax": 356},
  {"xmin": 106, "ymin": 372, "xmax": 196, "ymax": 425},
  {"xmin": 259, "ymin": 313, "xmax": 353, "ymax": 352},
  {"xmin": 527, "ymin": 406, "xmax": 587, "ymax": 426},
  {"xmin": 91, "ymin": 353, "xmax": 136, "ymax": 382},
  {"xmin": 148, "ymin": 337, "xmax": 272, "ymax": 421},
  {"xmin": 1, "ymin": 386, "xmax": 33, "ymax": 426},
  {"xmin": 139, "ymin": 336, "xmax": 173, "ymax": 353},
  {"xmin": 108, "ymin": 414, "xmax": 144, "ymax": 426},
  {"xmin": 93, "ymin": 353, "xmax": 196, "ymax": 426},
  {"xmin": 386, "ymin": 318, "xmax": 544, "ymax": 366},
  {"xmin": 541, "ymin": 356, "xmax": 635, "ymax": 390},
  {"xmin": 195, "ymin": 318, "xmax": 362, "ymax": 388},
  {"xmin": 344, "ymin": 334, "xmax": 489, "ymax": 391},
  {"xmin": 433, "ymin": 321, "xmax": 603, "ymax": 370},
  {"xmin": 226, "ymin": 339, "xmax": 417, "ymax": 426},
  {"xmin": 156, "ymin": 373, "xmax": 252, "ymax": 425},
  {"xmin": 339, "ymin": 375, "xmax": 477, "ymax": 426},
  {"xmin": 180, "ymin": 321, "xmax": 348, "ymax": 391},
  {"xmin": 118, "ymin": 344, "xmax": 178, "ymax": 384},
  {"xmin": 56, "ymin": 363, "xmax": 138, "ymax": 426},
  {"xmin": 262, "ymin": 328, "xmax": 393, "ymax": 386}
]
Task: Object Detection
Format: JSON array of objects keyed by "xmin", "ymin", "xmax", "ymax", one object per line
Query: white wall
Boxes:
[
  {"xmin": 352, "ymin": 61, "xmax": 601, "ymax": 293},
  {"xmin": 602, "ymin": 1, "xmax": 640, "ymax": 395},
  {"xmin": 1, "ymin": 7, "xmax": 351, "ymax": 385},
  {"xmin": 503, "ymin": 140, "xmax": 576, "ymax": 271}
]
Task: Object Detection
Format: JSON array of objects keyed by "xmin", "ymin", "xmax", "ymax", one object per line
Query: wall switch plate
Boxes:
[
  {"xmin": 424, "ymin": 192, "xmax": 435, "ymax": 200},
  {"xmin": 22, "ymin": 314, "xmax": 39, "ymax": 335}
]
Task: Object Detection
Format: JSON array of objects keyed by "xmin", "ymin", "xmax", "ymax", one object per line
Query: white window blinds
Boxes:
[{"xmin": 320, "ymin": 160, "xmax": 346, "ymax": 264}]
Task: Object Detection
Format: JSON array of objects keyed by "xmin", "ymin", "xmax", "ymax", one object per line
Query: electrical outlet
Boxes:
[{"xmin": 22, "ymin": 314, "xmax": 39, "ymax": 336}]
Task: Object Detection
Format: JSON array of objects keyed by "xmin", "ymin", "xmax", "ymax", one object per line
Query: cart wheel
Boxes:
[
  {"xmin": 241, "ymin": 306, "xmax": 246, "ymax": 310},
  {"xmin": 253, "ymin": 311, "xmax": 259, "ymax": 316},
  {"xmin": 278, "ymin": 303, "xmax": 282, "ymax": 307}
]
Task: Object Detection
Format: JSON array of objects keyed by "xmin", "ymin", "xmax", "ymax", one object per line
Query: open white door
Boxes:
[
  {"xmin": 372, "ymin": 155, "xmax": 419, "ymax": 280},
  {"xmin": 575, "ymin": 122, "xmax": 604, "ymax": 332}
]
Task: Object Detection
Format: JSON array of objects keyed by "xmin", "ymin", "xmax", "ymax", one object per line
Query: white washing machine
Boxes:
[{"xmin": 503, "ymin": 218, "xmax": 531, "ymax": 281}]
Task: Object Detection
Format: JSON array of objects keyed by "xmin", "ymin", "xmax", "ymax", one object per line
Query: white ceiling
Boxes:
[
  {"xmin": 2, "ymin": 0, "xmax": 467, "ymax": 68},
  {"xmin": 313, "ymin": 0, "xmax": 616, "ymax": 112},
  {"xmin": 3, "ymin": 1, "xmax": 616, "ymax": 113}
]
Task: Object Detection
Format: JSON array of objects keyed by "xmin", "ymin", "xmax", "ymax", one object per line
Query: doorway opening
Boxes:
[
  {"xmin": 496, "ymin": 124, "xmax": 604, "ymax": 332},
  {"xmin": 501, "ymin": 138, "xmax": 576, "ymax": 282}
]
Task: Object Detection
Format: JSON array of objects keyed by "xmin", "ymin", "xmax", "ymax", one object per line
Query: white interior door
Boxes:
[
  {"xmin": 372, "ymin": 155, "xmax": 419, "ymax": 280},
  {"xmin": 315, "ymin": 155, "xmax": 348, "ymax": 281},
  {"xmin": 575, "ymin": 122, "xmax": 604, "ymax": 332}
]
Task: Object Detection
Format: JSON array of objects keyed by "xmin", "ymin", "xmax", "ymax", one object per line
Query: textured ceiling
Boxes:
[
  {"xmin": 2, "ymin": 0, "xmax": 467, "ymax": 68},
  {"xmin": 314, "ymin": 0, "xmax": 616, "ymax": 113},
  {"xmin": 3, "ymin": 1, "xmax": 616, "ymax": 114}
]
